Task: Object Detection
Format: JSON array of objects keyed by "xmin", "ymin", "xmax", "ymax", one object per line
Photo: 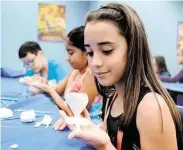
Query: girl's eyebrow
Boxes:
[{"xmin": 84, "ymin": 41, "xmax": 115, "ymax": 48}]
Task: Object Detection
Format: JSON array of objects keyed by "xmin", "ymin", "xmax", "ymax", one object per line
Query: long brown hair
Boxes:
[{"xmin": 85, "ymin": 3, "xmax": 182, "ymax": 129}]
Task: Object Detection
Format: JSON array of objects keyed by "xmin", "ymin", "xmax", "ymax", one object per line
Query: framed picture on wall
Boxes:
[
  {"xmin": 38, "ymin": 4, "xmax": 66, "ymax": 42},
  {"xmin": 177, "ymin": 22, "xmax": 183, "ymax": 51}
]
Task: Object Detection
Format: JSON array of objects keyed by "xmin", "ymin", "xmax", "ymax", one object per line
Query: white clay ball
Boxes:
[
  {"xmin": 20, "ymin": 110, "xmax": 36, "ymax": 122},
  {"xmin": 0, "ymin": 108, "xmax": 13, "ymax": 119}
]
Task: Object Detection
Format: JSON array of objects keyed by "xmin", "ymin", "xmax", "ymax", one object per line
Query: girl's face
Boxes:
[
  {"xmin": 84, "ymin": 21, "xmax": 128, "ymax": 86},
  {"xmin": 65, "ymin": 38, "xmax": 88, "ymax": 70}
]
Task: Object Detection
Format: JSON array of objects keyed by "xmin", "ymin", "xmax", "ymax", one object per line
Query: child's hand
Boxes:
[
  {"xmin": 53, "ymin": 118, "xmax": 67, "ymax": 131},
  {"xmin": 30, "ymin": 82, "xmax": 51, "ymax": 93},
  {"xmin": 32, "ymin": 75, "xmax": 48, "ymax": 84},
  {"xmin": 21, "ymin": 76, "xmax": 34, "ymax": 85},
  {"xmin": 53, "ymin": 110, "xmax": 75, "ymax": 131},
  {"xmin": 55, "ymin": 109, "xmax": 112, "ymax": 150}
]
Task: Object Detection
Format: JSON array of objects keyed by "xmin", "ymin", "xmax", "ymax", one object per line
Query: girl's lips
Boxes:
[{"xmin": 95, "ymin": 72, "xmax": 109, "ymax": 78}]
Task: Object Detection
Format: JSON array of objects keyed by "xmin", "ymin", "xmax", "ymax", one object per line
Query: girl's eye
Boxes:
[
  {"xmin": 68, "ymin": 52, "xmax": 74, "ymax": 55},
  {"xmin": 102, "ymin": 50, "xmax": 113, "ymax": 55},
  {"xmin": 87, "ymin": 52, "xmax": 93, "ymax": 57}
]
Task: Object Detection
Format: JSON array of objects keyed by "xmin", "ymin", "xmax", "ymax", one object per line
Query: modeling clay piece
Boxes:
[
  {"xmin": 19, "ymin": 76, "xmax": 33, "ymax": 84},
  {"xmin": 65, "ymin": 117, "xmax": 90, "ymax": 126},
  {"xmin": 9, "ymin": 144, "xmax": 18, "ymax": 149},
  {"xmin": 65, "ymin": 93, "xmax": 89, "ymax": 130},
  {"xmin": 19, "ymin": 77, "xmax": 42, "ymax": 94},
  {"xmin": 0, "ymin": 108, "xmax": 13, "ymax": 119},
  {"xmin": 41, "ymin": 115, "xmax": 52, "ymax": 127},
  {"xmin": 34, "ymin": 115, "xmax": 52, "ymax": 128},
  {"xmin": 19, "ymin": 77, "xmax": 25, "ymax": 83},
  {"xmin": 34, "ymin": 122, "xmax": 42, "ymax": 128},
  {"xmin": 20, "ymin": 110, "xmax": 36, "ymax": 122},
  {"xmin": 65, "ymin": 93, "xmax": 88, "ymax": 116}
]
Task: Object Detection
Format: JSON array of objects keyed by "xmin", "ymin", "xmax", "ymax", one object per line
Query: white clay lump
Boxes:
[
  {"xmin": 0, "ymin": 108, "xmax": 13, "ymax": 119},
  {"xmin": 9, "ymin": 144, "xmax": 18, "ymax": 149},
  {"xmin": 20, "ymin": 110, "xmax": 36, "ymax": 122}
]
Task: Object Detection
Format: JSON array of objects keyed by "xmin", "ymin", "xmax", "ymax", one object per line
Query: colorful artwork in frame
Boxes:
[
  {"xmin": 177, "ymin": 22, "xmax": 183, "ymax": 51},
  {"xmin": 38, "ymin": 4, "xmax": 66, "ymax": 42}
]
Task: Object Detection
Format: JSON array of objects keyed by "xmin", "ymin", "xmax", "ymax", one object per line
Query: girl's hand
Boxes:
[{"xmin": 62, "ymin": 109, "xmax": 114, "ymax": 150}]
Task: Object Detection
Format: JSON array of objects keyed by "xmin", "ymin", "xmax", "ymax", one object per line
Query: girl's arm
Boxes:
[
  {"xmin": 32, "ymin": 73, "xmax": 73, "ymax": 116},
  {"xmin": 56, "ymin": 73, "xmax": 70, "ymax": 95},
  {"xmin": 137, "ymin": 92, "xmax": 178, "ymax": 150},
  {"xmin": 49, "ymin": 88, "xmax": 73, "ymax": 116}
]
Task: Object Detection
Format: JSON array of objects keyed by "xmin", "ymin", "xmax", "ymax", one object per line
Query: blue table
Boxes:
[
  {"xmin": 1, "ymin": 77, "xmax": 30, "ymax": 107},
  {"xmin": 1, "ymin": 77, "xmax": 94, "ymax": 150},
  {"xmin": 162, "ymin": 82, "xmax": 183, "ymax": 105}
]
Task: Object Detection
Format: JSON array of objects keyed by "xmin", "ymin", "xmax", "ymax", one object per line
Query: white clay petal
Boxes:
[
  {"xmin": 41, "ymin": 115, "xmax": 52, "ymax": 126},
  {"xmin": 65, "ymin": 93, "xmax": 88, "ymax": 116},
  {"xmin": 9, "ymin": 144, "xmax": 18, "ymax": 149}
]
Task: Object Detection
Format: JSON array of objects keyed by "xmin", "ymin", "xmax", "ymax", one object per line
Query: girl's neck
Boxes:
[
  {"xmin": 79, "ymin": 65, "xmax": 88, "ymax": 75},
  {"xmin": 114, "ymin": 81, "xmax": 125, "ymax": 101},
  {"xmin": 110, "ymin": 81, "xmax": 125, "ymax": 117}
]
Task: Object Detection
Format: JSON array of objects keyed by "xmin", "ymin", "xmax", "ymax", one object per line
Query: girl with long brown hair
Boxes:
[{"xmin": 59, "ymin": 3, "xmax": 183, "ymax": 150}]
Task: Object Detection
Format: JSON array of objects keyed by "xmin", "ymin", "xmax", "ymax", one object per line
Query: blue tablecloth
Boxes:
[{"xmin": 1, "ymin": 77, "xmax": 94, "ymax": 150}]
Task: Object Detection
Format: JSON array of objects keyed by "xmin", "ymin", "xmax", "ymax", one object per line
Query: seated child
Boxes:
[
  {"xmin": 32, "ymin": 26, "xmax": 103, "ymax": 126},
  {"xmin": 160, "ymin": 49, "xmax": 183, "ymax": 83},
  {"xmin": 152, "ymin": 55, "xmax": 171, "ymax": 77},
  {"xmin": 18, "ymin": 41, "xmax": 65, "ymax": 84}
]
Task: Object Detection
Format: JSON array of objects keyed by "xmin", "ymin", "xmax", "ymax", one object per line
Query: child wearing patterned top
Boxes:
[
  {"xmin": 64, "ymin": 67, "xmax": 102, "ymax": 124},
  {"xmin": 34, "ymin": 26, "xmax": 102, "ymax": 128}
]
